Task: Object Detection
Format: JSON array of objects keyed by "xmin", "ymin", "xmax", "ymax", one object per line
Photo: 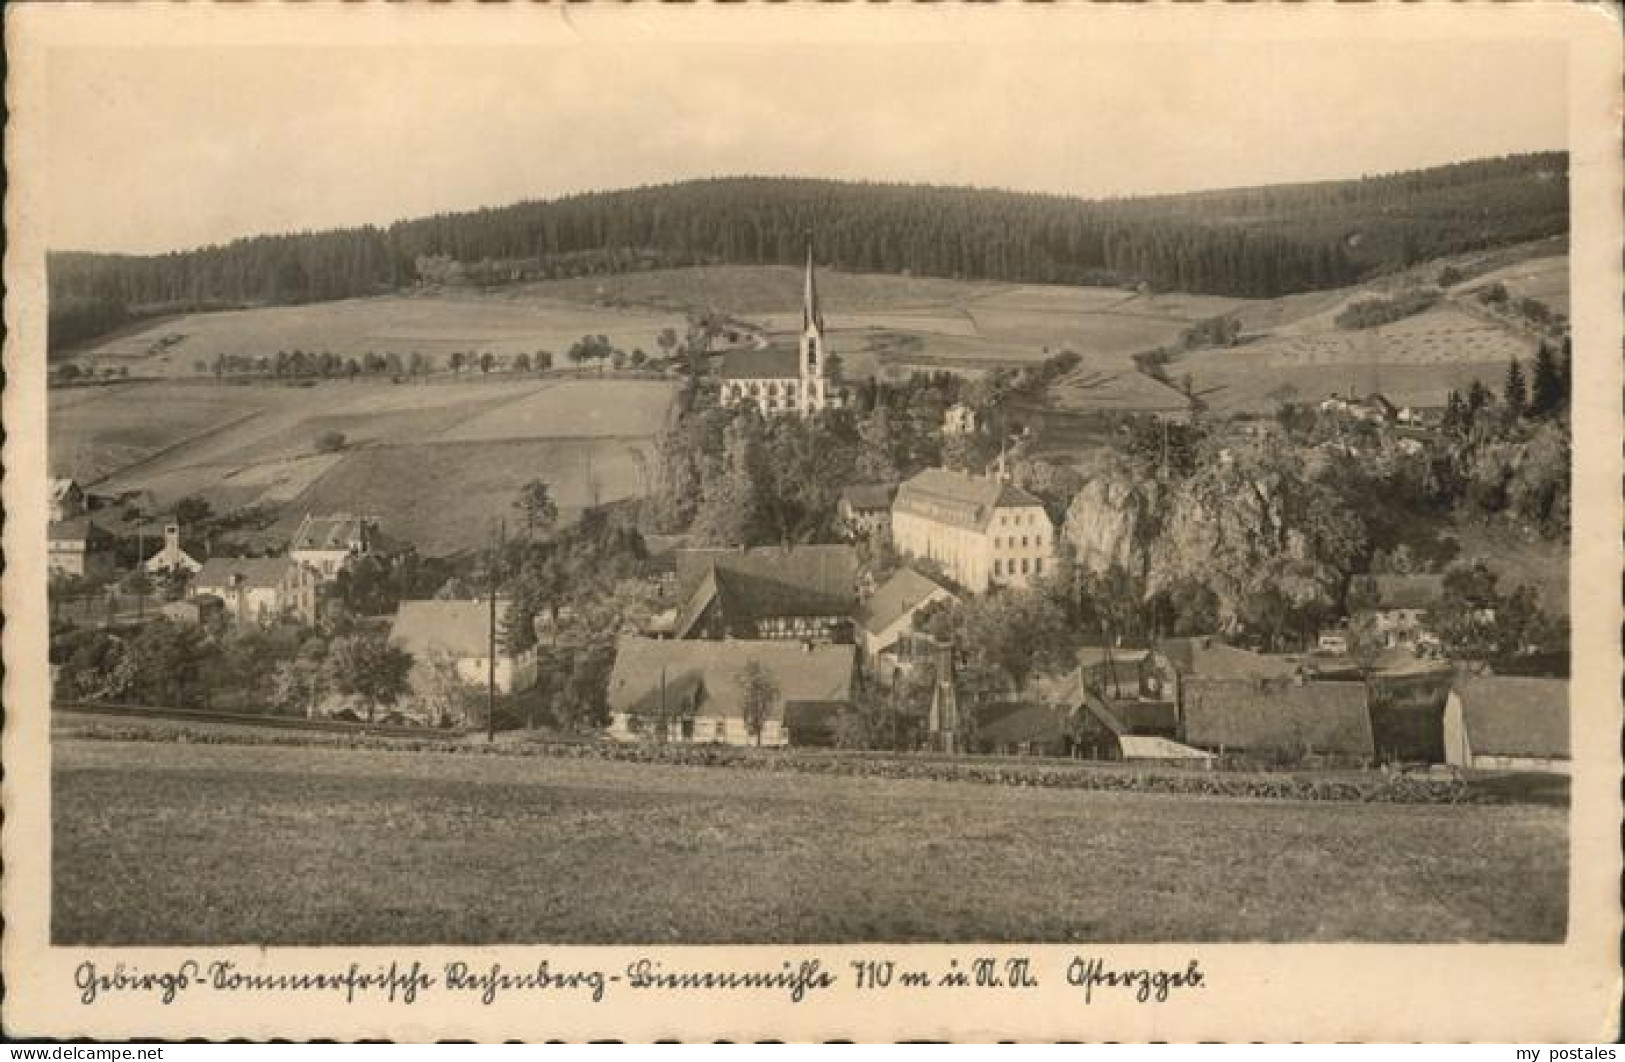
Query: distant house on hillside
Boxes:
[
  {"xmin": 605, "ymin": 636, "xmax": 856, "ymax": 746},
  {"xmin": 943, "ymin": 402, "xmax": 979, "ymax": 436},
  {"xmin": 672, "ymin": 544, "xmax": 858, "ymax": 643},
  {"xmin": 289, "ymin": 512, "xmax": 385, "ymax": 581},
  {"xmin": 144, "ymin": 524, "xmax": 204, "ymax": 576},
  {"xmin": 192, "ymin": 557, "xmax": 318, "ymax": 625},
  {"xmin": 1444, "ymin": 676, "xmax": 1569, "ymax": 774},
  {"xmin": 890, "ymin": 467, "xmax": 1053, "ymax": 593},
  {"xmin": 837, "ymin": 484, "xmax": 897, "ymax": 541},
  {"xmin": 389, "ymin": 599, "xmax": 539, "ymax": 696},
  {"xmin": 857, "ymin": 567, "xmax": 956, "ymax": 674},
  {"xmin": 48, "ymin": 518, "xmax": 116, "ymax": 580}
]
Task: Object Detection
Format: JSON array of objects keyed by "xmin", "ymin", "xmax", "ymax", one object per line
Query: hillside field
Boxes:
[
  {"xmin": 53, "ymin": 737, "xmax": 1567, "ymax": 946},
  {"xmin": 50, "ymin": 377, "xmax": 678, "ymax": 555},
  {"xmin": 63, "ymin": 292, "xmax": 688, "ymax": 379}
]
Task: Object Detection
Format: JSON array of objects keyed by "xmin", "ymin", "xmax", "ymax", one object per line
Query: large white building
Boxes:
[
  {"xmin": 890, "ymin": 468, "xmax": 1054, "ymax": 593},
  {"xmin": 719, "ymin": 245, "xmax": 843, "ymax": 417}
]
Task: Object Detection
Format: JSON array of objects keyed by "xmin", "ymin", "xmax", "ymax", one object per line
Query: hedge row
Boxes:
[{"xmin": 59, "ymin": 722, "xmax": 1487, "ymax": 805}]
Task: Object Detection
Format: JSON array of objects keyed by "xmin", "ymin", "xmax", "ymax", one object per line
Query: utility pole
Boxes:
[{"xmin": 487, "ymin": 518, "xmax": 504, "ymax": 744}]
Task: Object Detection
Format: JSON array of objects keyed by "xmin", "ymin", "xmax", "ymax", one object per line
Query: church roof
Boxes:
[
  {"xmin": 719, "ymin": 348, "xmax": 801, "ymax": 380},
  {"xmin": 803, "ymin": 243, "xmax": 824, "ymax": 332}
]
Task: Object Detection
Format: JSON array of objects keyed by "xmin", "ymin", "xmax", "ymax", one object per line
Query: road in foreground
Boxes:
[{"xmin": 53, "ymin": 738, "xmax": 1567, "ymax": 946}]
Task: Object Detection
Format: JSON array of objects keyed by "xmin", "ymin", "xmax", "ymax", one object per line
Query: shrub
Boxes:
[{"xmin": 315, "ymin": 431, "xmax": 348, "ymax": 454}]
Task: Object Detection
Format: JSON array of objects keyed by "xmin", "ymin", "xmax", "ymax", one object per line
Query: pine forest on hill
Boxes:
[{"xmin": 48, "ymin": 153, "xmax": 1568, "ymax": 353}]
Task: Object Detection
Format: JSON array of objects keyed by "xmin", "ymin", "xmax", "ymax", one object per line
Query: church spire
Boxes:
[{"xmin": 802, "ymin": 239, "xmax": 823, "ymax": 333}]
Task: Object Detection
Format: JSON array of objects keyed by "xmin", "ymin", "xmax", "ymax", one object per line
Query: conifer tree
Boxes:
[{"xmin": 1503, "ymin": 357, "xmax": 1528, "ymax": 420}]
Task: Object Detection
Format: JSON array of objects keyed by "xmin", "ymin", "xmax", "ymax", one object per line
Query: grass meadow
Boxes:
[{"xmin": 53, "ymin": 737, "xmax": 1568, "ymax": 946}]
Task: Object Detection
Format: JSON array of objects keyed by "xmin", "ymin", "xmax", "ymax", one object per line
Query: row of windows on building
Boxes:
[
  {"xmin": 993, "ymin": 534, "xmax": 1046, "ymax": 550},
  {"xmin": 998, "ymin": 511, "xmax": 1042, "ymax": 527},
  {"xmin": 731, "ymin": 381, "xmax": 801, "ymax": 398},
  {"xmin": 994, "ymin": 557, "xmax": 1043, "ymax": 578},
  {"xmin": 754, "ymin": 615, "xmax": 842, "ymax": 638}
]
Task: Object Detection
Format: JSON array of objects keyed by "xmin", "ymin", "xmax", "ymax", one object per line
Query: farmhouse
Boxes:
[
  {"xmin": 1359, "ymin": 574, "xmax": 1447, "ymax": 650},
  {"xmin": 718, "ymin": 246, "xmax": 844, "ymax": 416},
  {"xmin": 389, "ymin": 599, "xmax": 539, "ymax": 695},
  {"xmin": 192, "ymin": 557, "xmax": 319, "ymax": 625},
  {"xmin": 890, "ymin": 467, "xmax": 1053, "ymax": 593},
  {"xmin": 1075, "ymin": 645, "xmax": 1153, "ymax": 702},
  {"xmin": 289, "ymin": 512, "xmax": 383, "ymax": 581},
  {"xmin": 977, "ymin": 670, "xmax": 1205, "ymax": 762},
  {"xmin": 837, "ymin": 484, "xmax": 896, "ymax": 540},
  {"xmin": 1180, "ymin": 679, "xmax": 1375, "ymax": 764},
  {"xmin": 48, "ymin": 519, "xmax": 116, "ymax": 580},
  {"xmin": 673, "ymin": 544, "xmax": 858, "ymax": 642},
  {"xmin": 144, "ymin": 523, "xmax": 204, "ymax": 576},
  {"xmin": 50, "ymin": 477, "xmax": 86, "ymax": 522},
  {"xmin": 605, "ymin": 636, "xmax": 856, "ymax": 746},
  {"xmin": 857, "ymin": 567, "xmax": 956, "ymax": 668},
  {"xmin": 1443, "ymin": 676, "xmax": 1569, "ymax": 774}
]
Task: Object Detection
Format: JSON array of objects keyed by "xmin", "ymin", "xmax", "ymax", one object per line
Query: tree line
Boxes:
[{"xmin": 49, "ymin": 154, "xmax": 1567, "ymax": 352}]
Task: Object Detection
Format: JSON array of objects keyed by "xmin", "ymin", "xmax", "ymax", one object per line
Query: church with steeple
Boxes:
[{"xmin": 719, "ymin": 243, "xmax": 845, "ymax": 417}]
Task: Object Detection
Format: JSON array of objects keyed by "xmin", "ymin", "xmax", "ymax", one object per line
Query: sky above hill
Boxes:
[{"xmin": 46, "ymin": 33, "xmax": 1567, "ymax": 255}]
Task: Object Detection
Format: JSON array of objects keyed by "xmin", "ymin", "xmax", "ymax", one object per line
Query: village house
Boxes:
[
  {"xmin": 389, "ymin": 598, "xmax": 539, "ymax": 696},
  {"xmin": 856, "ymin": 567, "xmax": 956, "ymax": 682},
  {"xmin": 836, "ymin": 484, "xmax": 897, "ymax": 541},
  {"xmin": 672, "ymin": 544, "xmax": 858, "ymax": 643},
  {"xmin": 1320, "ymin": 391, "xmax": 1398, "ymax": 424},
  {"xmin": 890, "ymin": 467, "xmax": 1053, "ymax": 593},
  {"xmin": 976, "ymin": 668, "xmax": 1205, "ymax": 762},
  {"xmin": 289, "ymin": 512, "xmax": 383, "ymax": 581},
  {"xmin": 1359, "ymin": 574, "xmax": 1448, "ymax": 651},
  {"xmin": 47, "ymin": 518, "xmax": 116, "ymax": 580},
  {"xmin": 192, "ymin": 556, "xmax": 319, "ymax": 625},
  {"xmin": 50, "ymin": 477, "xmax": 86, "ymax": 522},
  {"xmin": 605, "ymin": 636, "xmax": 857, "ymax": 746},
  {"xmin": 718, "ymin": 246, "xmax": 844, "ymax": 417},
  {"xmin": 1179, "ymin": 679, "xmax": 1376, "ymax": 764},
  {"xmin": 1443, "ymin": 675, "xmax": 1569, "ymax": 774},
  {"xmin": 943, "ymin": 402, "xmax": 979, "ymax": 436},
  {"xmin": 144, "ymin": 523, "xmax": 204, "ymax": 576}
]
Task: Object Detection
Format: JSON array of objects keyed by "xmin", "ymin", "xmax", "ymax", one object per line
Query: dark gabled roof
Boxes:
[
  {"xmin": 976, "ymin": 702, "xmax": 1069, "ymax": 748},
  {"xmin": 1455, "ymin": 676, "xmax": 1569, "ymax": 760},
  {"xmin": 47, "ymin": 518, "xmax": 112, "ymax": 545},
  {"xmin": 1370, "ymin": 574, "xmax": 1446, "ymax": 611},
  {"xmin": 674, "ymin": 545, "xmax": 857, "ymax": 633},
  {"xmin": 719, "ymin": 348, "xmax": 801, "ymax": 380},
  {"xmin": 1182, "ymin": 680, "xmax": 1374, "ymax": 758},
  {"xmin": 1156, "ymin": 637, "xmax": 1300, "ymax": 682},
  {"xmin": 857, "ymin": 568, "xmax": 952, "ymax": 637},
  {"xmin": 839, "ymin": 483, "xmax": 898, "ymax": 512},
  {"xmin": 389, "ymin": 599, "xmax": 515, "ymax": 659},
  {"xmin": 893, "ymin": 468, "xmax": 1046, "ymax": 532},
  {"xmin": 606, "ymin": 636, "xmax": 855, "ymax": 721},
  {"xmin": 194, "ymin": 556, "xmax": 299, "ymax": 591},
  {"xmin": 673, "ymin": 566, "xmax": 724, "ymax": 639}
]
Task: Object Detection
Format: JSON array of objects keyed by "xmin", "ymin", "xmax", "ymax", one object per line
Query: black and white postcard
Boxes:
[{"xmin": 4, "ymin": 1, "xmax": 1620, "ymax": 1042}]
